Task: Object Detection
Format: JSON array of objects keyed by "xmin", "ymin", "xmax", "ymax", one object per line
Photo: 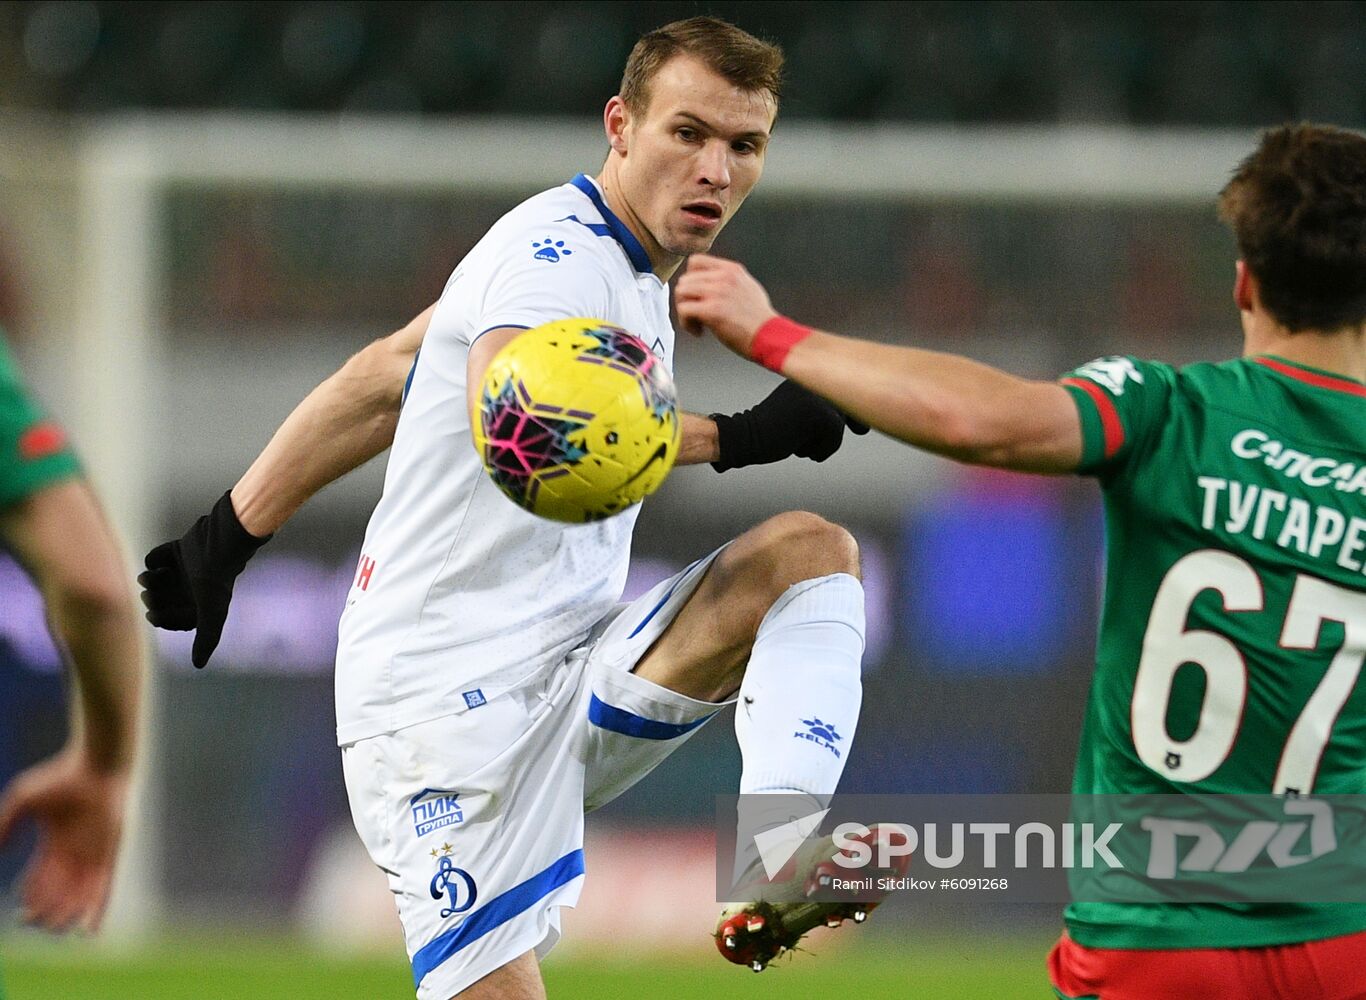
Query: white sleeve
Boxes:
[{"xmin": 467, "ymin": 224, "xmax": 615, "ymax": 344}]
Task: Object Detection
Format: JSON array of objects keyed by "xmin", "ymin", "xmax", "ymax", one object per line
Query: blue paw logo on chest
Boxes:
[
  {"xmin": 429, "ymin": 844, "xmax": 478, "ymax": 919},
  {"xmin": 795, "ymin": 717, "xmax": 843, "ymax": 758},
  {"xmin": 532, "ymin": 237, "xmax": 573, "ymax": 263}
]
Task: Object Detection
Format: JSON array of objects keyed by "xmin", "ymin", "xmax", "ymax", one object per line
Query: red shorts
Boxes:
[{"xmin": 1049, "ymin": 929, "xmax": 1366, "ymax": 1000}]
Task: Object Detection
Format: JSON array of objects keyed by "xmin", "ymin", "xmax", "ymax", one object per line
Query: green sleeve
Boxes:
[
  {"xmin": 0, "ymin": 334, "xmax": 81, "ymax": 508},
  {"xmin": 1059, "ymin": 355, "xmax": 1175, "ymax": 476}
]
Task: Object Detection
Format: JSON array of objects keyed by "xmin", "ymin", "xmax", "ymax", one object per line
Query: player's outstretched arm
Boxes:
[
  {"xmin": 140, "ymin": 304, "xmax": 434, "ymax": 667},
  {"xmin": 0, "ymin": 478, "xmax": 143, "ymax": 932},
  {"xmin": 232, "ymin": 303, "xmax": 435, "ymax": 535},
  {"xmin": 675, "ymin": 255, "xmax": 1082, "ymax": 474}
]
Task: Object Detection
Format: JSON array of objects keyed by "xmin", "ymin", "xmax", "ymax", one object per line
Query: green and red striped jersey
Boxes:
[{"xmin": 1059, "ymin": 353, "xmax": 1366, "ymax": 949}]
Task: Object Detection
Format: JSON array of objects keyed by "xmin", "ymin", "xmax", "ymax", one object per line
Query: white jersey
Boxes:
[{"xmin": 335, "ymin": 175, "xmax": 675, "ymax": 745}]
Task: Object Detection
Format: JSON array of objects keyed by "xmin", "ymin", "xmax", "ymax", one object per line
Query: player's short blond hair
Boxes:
[{"xmin": 619, "ymin": 16, "xmax": 783, "ymax": 117}]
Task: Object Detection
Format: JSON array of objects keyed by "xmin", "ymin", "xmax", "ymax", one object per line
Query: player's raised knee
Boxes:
[{"xmin": 747, "ymin": 510, "xmax": 860, "ymax": 581}]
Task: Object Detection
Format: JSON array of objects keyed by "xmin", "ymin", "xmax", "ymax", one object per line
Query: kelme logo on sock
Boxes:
[{"xmin": 795, "ymin": 717, "xmax": 843, "ymax": 757}]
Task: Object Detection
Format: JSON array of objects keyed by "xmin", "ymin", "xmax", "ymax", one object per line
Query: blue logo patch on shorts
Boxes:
[
  {"xmin": 463, "ymin": 689, "xmax": 487, "ymax": 710},
  {"xmin": 410, "ymin": 788, "xmax": 465, "ymax": 837},
  {"xmin": 430, "ymin": 849, "xmax": 478, "ymax": 919}
]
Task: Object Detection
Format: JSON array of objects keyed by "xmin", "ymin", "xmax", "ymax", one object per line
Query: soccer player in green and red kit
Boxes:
[
  {"xmin": 0, "ymin": 330, "xmax": 144, "ymax": 992},
  {"xmin": 675, "ymin": 123, "xmax": 1366, "ymax": 999}
]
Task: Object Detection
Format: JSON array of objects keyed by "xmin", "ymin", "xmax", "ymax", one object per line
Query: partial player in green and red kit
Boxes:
[
  {"xmin": 0, "ymin": 330, "xmax": 144, "ymax": 981},
  {"xmin": 1057, "ymin": 350, "xmax": 1365, "ymax": 951},
  {"xmin": 675, "ymin": 122, "xmax": 1366, "ymax": 999}
]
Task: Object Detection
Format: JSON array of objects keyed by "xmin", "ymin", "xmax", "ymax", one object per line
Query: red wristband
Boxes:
[{"xmin": 749, "ymin": 315, "xmax": 813, "ymax": 373}]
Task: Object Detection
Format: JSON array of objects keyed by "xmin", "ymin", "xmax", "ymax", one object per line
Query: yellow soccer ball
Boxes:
[{"xmin": 473, "ymin": 318, "xmax": 680, "ymax": 523}]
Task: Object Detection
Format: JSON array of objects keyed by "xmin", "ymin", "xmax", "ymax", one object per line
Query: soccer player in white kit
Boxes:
[{"xmin": 142, "ymin": 19, "xmax": 871, "ymax": 999}]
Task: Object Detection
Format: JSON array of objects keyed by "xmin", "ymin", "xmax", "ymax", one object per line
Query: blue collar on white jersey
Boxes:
[{"xmin": 568, "ymin": 174, "xmax": 653, "ymax": 276}]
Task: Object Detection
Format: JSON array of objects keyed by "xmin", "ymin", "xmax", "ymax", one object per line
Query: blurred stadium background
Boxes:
[{"xmin": 0, "ymin": 2, "xmax": 1362, "ymax": 997}]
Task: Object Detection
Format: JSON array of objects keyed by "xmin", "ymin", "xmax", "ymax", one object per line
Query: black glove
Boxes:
[
  {"xmin": 711, "ymin": 380, "xmax": 870, "ymax": 473},
  {"xmin": 137, "ymin": 491, "xmax": 271, "ymax": 668}
]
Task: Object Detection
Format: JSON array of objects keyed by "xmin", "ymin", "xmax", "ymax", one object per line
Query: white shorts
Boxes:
[{"xmin": 340, "ymin": 548, "xmax": 730, "ymax": 999}]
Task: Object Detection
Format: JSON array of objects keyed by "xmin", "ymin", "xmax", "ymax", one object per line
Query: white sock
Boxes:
[
  {"xmin": 737, "ymin": 572, "xmax": 865, "ymax": 795},
  {"xmin": 731, "ymin": 573, "xmax": 865, "ymax": 884}
]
